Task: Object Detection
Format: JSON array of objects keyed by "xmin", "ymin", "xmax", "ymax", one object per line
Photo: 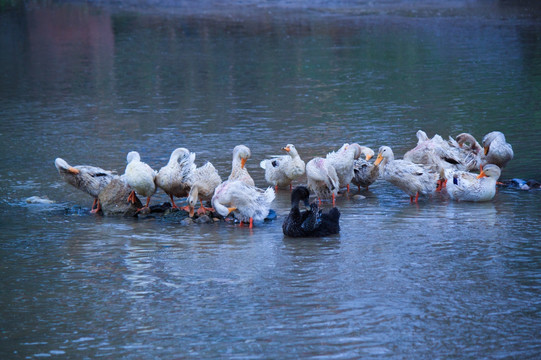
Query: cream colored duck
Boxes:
[
  {"xmin": 482, "ymin": 131, "xmax": 513, "ymax": 169},
  {"xmin": 186, "ymin": 162, "xmax": 222, "ymax": 217},
  {"xmin": 326, "ymin": 143, "xmax": 362, "ymax": 192},
  {"xmin": 124, "ymin": 151, "xmax": 157, "ymax": 211},
  {"xmin": 54, "ymin": 157, "xmax": 117, "ymax": 213},
  {"xmin": 228, "ymin": 145, "xmax": 255, "ymax": 187},
  {"xmin": 211, "ymin": 180, "xmax": 275, "ymax": 228},
  {"xmin": 450, "ymin": 132, "xmax": 484, "ymax": 171},
  {"xmin": 306, "ymin": 157, "xmax": 339, "ymax": 206},
  {"xmin": 404, "ymin": 130, "xmax": 471, "ymax": 174},
  {"xmin": 351, "ymin": 146, "xmax": 379, "ymax": 191},
  {"xmin": 260, "ymin": 144, "xmax": 306, "ymax": 190},
  {"xmin": 155, "ymin": 148, "xmax": 196, "ymax": 209},
  {"xmin": 445, "ymin": 164, "xmax": 501, "ymax": 202},
  {"xmin": 374, "ymin": 146, "xmax": 439, "ymax": 203}
]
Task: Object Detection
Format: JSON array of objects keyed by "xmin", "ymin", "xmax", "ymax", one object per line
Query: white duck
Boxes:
[
  {"xmin": 326, "ymin": 143, "xmax": 362, "ymax": 192},
  {"xmin": 186, "ymin": 162, "xmax": 222, "ymax": 217},
  {"xmin": 482, "ymin": 131, "xmax": 513, "ymax": 169},
  {"xmin": 155, "ymin": 148, "xmax": 196, "ymax": 209},
  {"xmin": 351, "ymin": 146, "xmax": 379, "ymax": 191},
  {"xmin": 450, "ymin": 132, "xmax": 484, "ymax": 171},
  {"xmin": 445, "ymin": 164, "xmax": 501, "ymax": 202},
  {"xmin": 260, "ymin": 144, "xmax": 306, "ymax": 190},
  {"xmin": 124, "ymin": 151, "xmax": 157, "ymax": 211},
  {"xmin": 54, "ymin": 158, "xmax": 117, "ymax": 213},
  {"xmin": 228, "ymin": 145, "xmax": 255, "ymax": 187},
  {"xmin": 306, "ymin": 157, "xmax": 339, "ymax": 206},
  {"xmin": 404, "ymin": 130, "xmax": 472, "ymax": 175},
  {"xmin": 211, "ymin": 180, "xmax": 275, "ymax": 228},
  {"xmin": 374, "ymin": 146, "xmax": 439, "ymax": 203}
]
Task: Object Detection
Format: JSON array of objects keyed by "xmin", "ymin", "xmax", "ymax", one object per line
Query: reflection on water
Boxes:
[{"xmin": 1, "ymin": 1, "xmax": 541, "ymax": 358}]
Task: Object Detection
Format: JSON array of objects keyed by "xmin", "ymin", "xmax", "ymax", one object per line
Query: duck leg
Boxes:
[
  {"xmin": 332, "ymin": 193, "xmax": 336, "ymax": 207},
  {"xmin": 196, "ymin": 200, "xmax": 215, "ymax": 216},
  {"xmin": 249, "ymin": 217, "xmax": 253, "ymax": 229},
  {"xmin": 127, "ymin": 190, "xmax": 136, "ymax": 204},
  {"xmin": 90, "ymin": 198, "xmax": 102, "ymax": 214},
  {"xmin": 169, "ymin": 194, "xmax": 179, "ymax": 209}
]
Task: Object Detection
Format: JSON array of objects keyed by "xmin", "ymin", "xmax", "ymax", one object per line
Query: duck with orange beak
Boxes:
[
  {"xmin": 374, "ymin": 146, "xmax": 439, "ymax": 203},
  {"xmin": 445, "ymin": 164, "xmax": 501, "ymax": 202},
  {"xmin": 228, "ymin": 145, "xmax": 255, "ymax": 187},
  {"xmin": 260, "ymin": 144, "xmax": 306, "ymax": 191},
  {"xmin": 55, "ymin": 157, "xmax": 117, "ymax": 213},
  {"xmin": 352, "ymin": 146, "xmax": 379, "ymax": 191}
]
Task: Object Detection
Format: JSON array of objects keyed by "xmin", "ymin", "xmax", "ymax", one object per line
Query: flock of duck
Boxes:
[{"xmin": 55, "ymin": 130, "xmax": 513, "ymax": 237}]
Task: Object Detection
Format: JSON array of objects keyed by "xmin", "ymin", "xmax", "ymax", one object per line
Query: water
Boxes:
[{"xmin": 1, "ymin": 0, "xmax": 541, "ymax": 358}]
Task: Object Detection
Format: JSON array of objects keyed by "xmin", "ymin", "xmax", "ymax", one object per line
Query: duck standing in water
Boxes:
[
  {"xmin": 374, "ymin": 146, "xmax": 439, "ymax": 203},
  {"xmin": 445, "ymin": 164, "xmax": 501, "ymax": 202},
  {"xmin": 260, "ymin": 144, "xmax": 306, "ymax": 191},
  {"xmin": 54, "ymin": 157, "xmax": 117, "ymax": 213},
  {"xmin": 351, "ymin": 146, "xmax": 379, "ymax": 191},
  {"xmin": 282, "ymin": 186, "xmax": 340, "ymax": 237},
  {"xmin": 124, "ymin": 151, "xmax": 157, "ymax": 211},
  {"xmin": 326, "ymin": 143, "xmax": 362, "ymax": 193},
  {"xmin": 306, "ymin": 157, "xmax": 339, "ymax": 206},
  {"xmin": 155, "ymin": 147, "xmax": 196, "ymax": 209}
]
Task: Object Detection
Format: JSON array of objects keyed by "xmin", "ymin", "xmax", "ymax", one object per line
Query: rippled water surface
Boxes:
[{"xmin": 1, "ymin": 0, "xmax": 541, "ymax": 358}]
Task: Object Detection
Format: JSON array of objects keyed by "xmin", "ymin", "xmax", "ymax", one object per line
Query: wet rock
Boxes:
[
  {"xmin": 98, "ymin": 178, "xmax": 141, "ymax": 217},
  {"xmin": 25, "ymin": 196, "xmax": 55, "ymax": 204},
  {"xmin": 194, "ymin": 215, "xmax": 213, "ymax": 224},
  {"xmin": 149, "ymin": 202, "xmax": 172, "ymax": 213},
  {"xmin": 180, "ymin": 217, "xmax": 193, "ymax": 226},
  {"xmin": 352, "ymin": 194, "xmax": 366, "ymax": 201},
  {"xmin": 161, "ymin": 208, "xmax": 190, "ymax": 222}
]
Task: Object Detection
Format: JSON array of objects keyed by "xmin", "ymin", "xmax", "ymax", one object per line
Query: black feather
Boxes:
[{"xmin": 282, "ymin": 186, "xmax": 340, "ymax": 237}]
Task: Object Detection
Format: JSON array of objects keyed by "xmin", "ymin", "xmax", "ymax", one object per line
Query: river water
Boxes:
[{"xmin": 1, "ymin": 0, "xmax": 541, "ymax": 358}]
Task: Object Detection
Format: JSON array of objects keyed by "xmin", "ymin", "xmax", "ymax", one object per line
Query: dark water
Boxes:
[{"xmin": 1, "ymin": 1, "xmax": 541, "ymax": 358}]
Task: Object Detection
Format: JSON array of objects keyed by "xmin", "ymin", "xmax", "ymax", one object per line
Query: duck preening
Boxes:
[
  {"xmin": 55, "ymin": 158, "xmax": 117, "ymax": 213},
  {"xmin": 282, "ymin": 186, "xmax": 340, "ymax": 237},
  {"xmin": 445, "ymin": 164, "xmax": 501, "ymax": 202}
]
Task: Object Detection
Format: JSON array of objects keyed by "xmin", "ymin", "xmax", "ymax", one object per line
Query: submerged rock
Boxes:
[
  {"xmin": 98, "ymin": 178, "xmax": 141, "ymax": 217},
  {"xmin": 25, "ymin": 196, "xmax": 56, "ymax": 204}
]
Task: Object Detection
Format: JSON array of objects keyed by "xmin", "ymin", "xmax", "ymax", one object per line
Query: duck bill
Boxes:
[
  {"xmin": 282, "ymin": 146, "xmax": 290, "ymax": 152},
  {"xmin": 227, "ymin": 207, "xmax": 237, "ymax": 214},
  {"xmin": 476, "ymin": 170, "xmax": 487, "ymax": 179},
  {"xmin": 240, "ymin": 158, "xmax": 247, "ymax": 169},
  {"xmin": 189, "ymin": 206, "xmax": 195, "ymax": 218},
  {"xmin": 67, "ymin": 167, "xmax": 80, "ymax": 175},
  {"xmin": 374, "ymin": 154, "xmax": 383, "ymax": 166},
  {"xmin": 365, "ymin": 154, "xmax": 373, "ymax": 161},
  {"xmin": 484, "ymin": 145, "xmax": 489, "ymax": 156}
]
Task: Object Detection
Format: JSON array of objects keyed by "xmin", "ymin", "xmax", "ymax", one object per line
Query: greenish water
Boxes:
[{"xmin": 1, "ymin": 1, "xmax": 540, "ymax": 358}]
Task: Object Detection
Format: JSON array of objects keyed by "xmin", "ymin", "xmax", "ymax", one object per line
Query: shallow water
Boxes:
[{"xmin": 1, "ymin": 0, "xmax": 541, "ymax": 358}]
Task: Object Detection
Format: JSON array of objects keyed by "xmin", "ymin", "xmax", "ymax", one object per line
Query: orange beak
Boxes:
[
  {"xmin": 240, "ymin": 158, "xmax": 247, "ymax": 169},
  {"xmin": 282, "ymin": 146, "xmax": 290, "ymax": 152},
  {"xmin": 67, "ymin": 167, "xmax": 80, "ymax": 175},
  {"xmin": 365, "ymin": 154, "xmax": 373, "ymax": 161},
  {"xmin": 227, "ymin": 207, "xmax": 237, "ymax": 214},
  {"xmin": 477, "ymin": 169, "xmax": 487, "ymax": 179},
  {"xmin": 484, "ymin": 146, "xmax": 489, "ymax": 156},
  {"xmin": 189, "ymin": 206, "xmax": 195, "ymax": 218},
  {"xmin": 374, "ymin": 153, "xmax": 383, "ymax": 166}
]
